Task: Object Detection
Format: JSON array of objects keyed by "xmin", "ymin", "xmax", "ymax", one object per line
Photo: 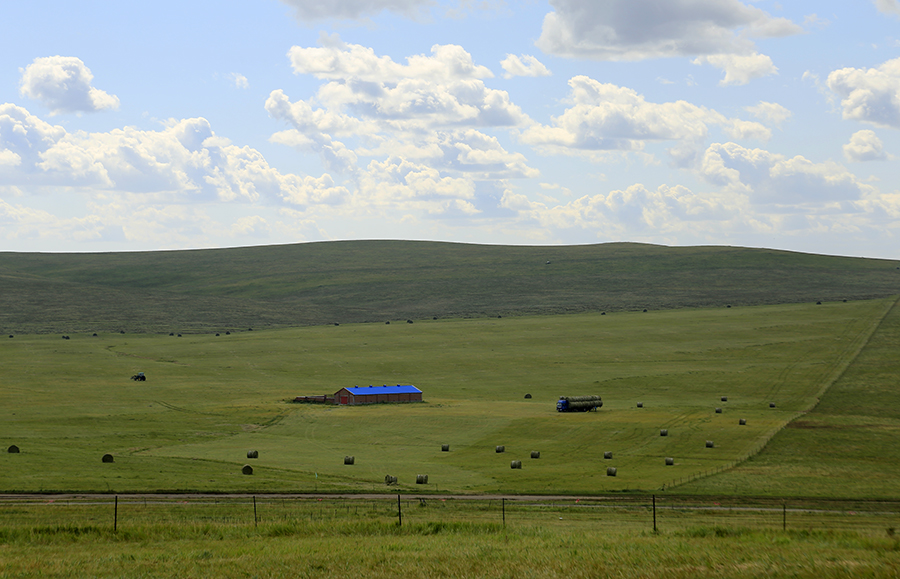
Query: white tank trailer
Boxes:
[{"xmin": 556, "ymin": 395, "xmax": 603, "ymax": 412}]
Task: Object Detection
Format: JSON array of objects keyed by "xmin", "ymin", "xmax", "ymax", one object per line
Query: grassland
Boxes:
[
  {"xmin": 0, "ymin": 240, "xmax": 898, "ymax": 334},
  {"xmin": 1, "ymin": 297, "xmax": 895, "ymax": 496},
  {"xmin": 685, "ymin": 293, "xmax": 900, "ymax": 498},
  {"xmin": 3, "ymin": 241, "xmax": 900, "ymax": 576},
  {"xmin": 1, "ymin": 497, "xmax": 899, "ymax": 578}
]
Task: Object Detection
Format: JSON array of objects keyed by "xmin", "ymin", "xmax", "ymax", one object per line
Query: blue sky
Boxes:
[{"xmin": 2, "ymin": 0, "xmax": 900, "ymax": 258}]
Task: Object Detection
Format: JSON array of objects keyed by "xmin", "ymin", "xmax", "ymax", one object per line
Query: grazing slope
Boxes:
[
  {"xmin": 1, "ymin": 298, "xmax": 893, "ymax": 495},
  {"xmin": 0, "ymin": 240, "xmax": 898, "ymax": 334},
  {"xmin": 684, "ymin": 295, "xmax": 900, "ymax": 497}
]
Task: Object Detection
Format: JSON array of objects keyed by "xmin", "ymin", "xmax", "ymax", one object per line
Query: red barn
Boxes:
[{"xmin": 334, "ymin": 385, "xmax": 422, "ymax": 405}]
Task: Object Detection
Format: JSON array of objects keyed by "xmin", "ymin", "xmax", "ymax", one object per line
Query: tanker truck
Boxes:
[{"xmin": 556, "ymin": 395, "xmax": 603, "ymax": 412}]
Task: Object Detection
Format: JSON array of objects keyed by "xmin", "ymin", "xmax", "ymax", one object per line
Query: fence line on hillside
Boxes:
[{"xmin": 660, "ymin": 421, "xmax": 788, "ymax": 491}]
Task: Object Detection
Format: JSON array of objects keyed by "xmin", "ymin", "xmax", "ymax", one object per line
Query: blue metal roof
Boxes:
[{"xmin": 345, "ymin": 385, "xmax": 421, "ymax": 395}]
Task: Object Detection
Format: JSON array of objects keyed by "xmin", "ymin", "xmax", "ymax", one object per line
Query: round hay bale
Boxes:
[
  {"xmin": 715, "ymin": 407, "xmax": 722, "ymax": 414},
  {"xmin": 441, "ymin": 444, "xmax": 450, "ymax": 452},
  {"xmin": 524, "ymin": 394, "xmax": 532, "ymax": 399},
  {"xmin": 665, "ymin": 457, "xmax": 674, "ymax": 466},
  {"xmin": 101, "ymin": 453, "xmax": 114, "ymax": 463},
  {"xmin": 604, "ymin": 451, "xmax": 613, "ymax": 459},
  {"xmin": 384, "ymin": 475, "xmax": 398, "ymax": 485},
  {"xmin": 721, "ymin": 396, "xmax": 728, "ymax": 402},
  {"xmin": 510, "ymin": 460, "xmax": 522, "ymax": 469},
  {"xmin": 769, "ymin": 402, "xmax": 776, "ymax": 408},
  {"xmin": 705, "ymin": 440, "xmax": 714, "ymax": 448},
  {"xmin": 416, "ymin": 474, "xmax": 428, "ymax": 484},
  {"xmin": 606, "ymin": 467, "xmax": 617, "ymax": 477},
  {"xmin": 660, "ymin": 429, "xmax": 668, "ymax": 437},
  {"xmin": 8, "ymin": 445, "xmax": 20, "ymax": 453},
  {"xmin": 247, "ymin": 450, "xmax": 258, "ymax": 459},
  {"xmin": 242, "ymin": 464, "xmax": 253, "ymax": 475},
  {"xmin": 531, "ymin": 451, "xmax": 540, "ymax": 459},
  {"xmin": 495, "ymin": 445, "xmax": 505, "ymax": 453},
  {"xmin": 344, "ymin": 455, "xmax": 355, "ymax": 465},
  {"xmin": 637, "ymin": 402, "xmax": 643, "ymax": 408},
  {"xmin": 739, "ymin": 418, "xmax": 747, "ymax": 425}
]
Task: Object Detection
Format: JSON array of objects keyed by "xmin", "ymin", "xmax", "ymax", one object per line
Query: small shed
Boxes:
[{"xmin": 334, "ymin": 385, "xmax": 422, "ymax": 405}]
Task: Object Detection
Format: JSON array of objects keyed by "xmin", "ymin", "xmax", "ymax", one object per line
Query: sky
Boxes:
[{"xmin": 2, "ymin": 1, "xmax": 900, "ymax": 258}]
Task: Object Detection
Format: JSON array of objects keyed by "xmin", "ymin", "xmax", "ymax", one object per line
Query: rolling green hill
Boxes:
[{"xmin": 0, "ymin": 240, "xmax": 898, "ymax": 334}]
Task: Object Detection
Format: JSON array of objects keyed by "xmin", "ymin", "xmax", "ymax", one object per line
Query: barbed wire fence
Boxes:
[{"xmin": 1, "ymin": 494, "xmax": 898, "ymax": 537}]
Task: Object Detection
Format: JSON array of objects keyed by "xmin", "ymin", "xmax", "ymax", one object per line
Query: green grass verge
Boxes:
[{"xmin": 1, "ymin": 498, "xmax": 899, "ymax": 578}]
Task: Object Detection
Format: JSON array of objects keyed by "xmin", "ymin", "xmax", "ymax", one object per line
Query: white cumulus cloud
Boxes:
[
  {"xmin": 698, "ymin": 142, "xmax": 875, "ymax": 204},
  {"xmin": 843, "ymin": 130, "xmax": 888, "ymax": 162},
  {"xmin": 268, "ymin": 37, "xmax": 537, "ymax": 188},
  {"xmin": 231, "ymin": 73, "xmax": 249, "ymax": 89},
  {"xmin": 500, "ymin": 55, "xmax": 551, "ymax": 79},
  {"xmin": 744, "ymin": 102, "xmax": 792, "ymax": 127},
  {"xmin": 827, "ymin": 57, "xmax": 900, "ymax": 128},
  {"xmin": 0, "ymin": 104, "xmax": 347, "ymax": 209},
  {"xmin": 19, "ymin": 56, "xmax": 119, "ymax": 115},
  {"xmin": 693, "ymin": 53, "xmax": 778, "ymax": 86},
  {"xmin": 519, "ymin": 76, "xmax": 769, "ymax": 156},
  {"xmin": 288, "ymin": 36, "xmax": 494, "ymax": 83}
]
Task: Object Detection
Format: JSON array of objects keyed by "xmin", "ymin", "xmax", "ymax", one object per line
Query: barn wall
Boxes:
[{"xmin": 330, "ymin": 387, "xmax": 423, "ymax": 405}]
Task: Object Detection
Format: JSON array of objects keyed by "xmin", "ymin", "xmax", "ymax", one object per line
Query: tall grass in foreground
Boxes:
[{"xmin": 1, "ymin": 501, "xmax": 899, "ymax": 579}]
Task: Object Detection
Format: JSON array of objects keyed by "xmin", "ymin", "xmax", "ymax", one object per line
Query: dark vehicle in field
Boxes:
[{"xmin": 557, "ymin": 395, "xmax": 602, "ymax": 412}]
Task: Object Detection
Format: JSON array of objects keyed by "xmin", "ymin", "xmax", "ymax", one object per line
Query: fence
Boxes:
[{"xmin": 1, "ymin": 494, "xmax": 898, "ymax": 537}]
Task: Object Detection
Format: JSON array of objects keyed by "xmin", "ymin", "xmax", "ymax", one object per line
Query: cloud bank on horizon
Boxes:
[{"xmin": 1, "ymin": 0, "xmax": 899, "ymax": 258}]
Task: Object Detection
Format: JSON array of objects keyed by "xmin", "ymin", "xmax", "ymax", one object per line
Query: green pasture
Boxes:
[
  {"xmin": 1, "ymin": 297, "xmax": 894, "ymax": 495},
  {"xmin": 2, "ymin": 240, "xmax": 899, "ymax": 334},
  {"xmin": 686, "ymin": 293, "xmax": 900, "ymax": 498},
  {"xmin": 1, "ymin": 497, "xmax": 899, "ymax": 578}
]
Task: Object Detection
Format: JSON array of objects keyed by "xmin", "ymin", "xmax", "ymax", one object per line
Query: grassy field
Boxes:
[
  {"xmin": 1, "ymin": 240, "xmax": 898, "ymax": 334},
  {"xmin": 3, "ymin": 241, "xmax": 900, "ymax": 576},
  {"xmin": 1, "ymin": 297, "xmax": 894, "ymax": 496},
  {"xmin": 1, "ymin": 497, "xmax": 899, "ymax": 578},
  {"xmin": 685, "ymin": 294, "xmax": 900, "ymax": 498}
]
